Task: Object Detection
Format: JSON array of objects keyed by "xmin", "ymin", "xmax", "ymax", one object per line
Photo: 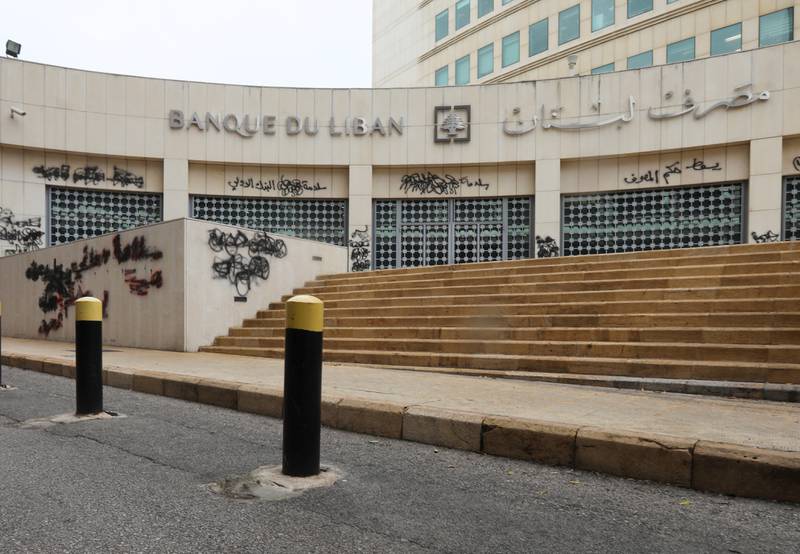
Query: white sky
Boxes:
[{"xmin": 1, "ymin": 0, "xmax": 373, "ymax": 87}]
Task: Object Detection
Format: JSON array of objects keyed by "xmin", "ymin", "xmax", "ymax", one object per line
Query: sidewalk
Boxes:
[{"xmin": 2, "ymin": 337, "xmax": 799, "ymax": 503}]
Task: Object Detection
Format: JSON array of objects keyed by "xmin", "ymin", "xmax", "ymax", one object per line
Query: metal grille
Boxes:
[
  {"xmin": 785, "ymin": 176, "xmax": 800, "ymax": 241},
  {"xmin": 191, "ymin": 196, "xmax": 347, "ymax": 246},
  {"xmin": 562, "ymin": 182, "xmax": 744, "ymax": 256},
  {"xmin": 48, "ymin": 186, "xmax": 162, "ymax": 246},
  {"xmin": 374, "ymin": 197, "xmax": 532, "ymax": 269}
]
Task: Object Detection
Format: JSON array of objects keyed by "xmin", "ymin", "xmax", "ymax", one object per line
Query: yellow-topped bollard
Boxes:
[
  {"xmin": 282, "ymin": 295, "xmax": 324, "ymax": 477},
  {"xmin": 75, "ymin": 297, "xmax": 103, "ymax": 415}
]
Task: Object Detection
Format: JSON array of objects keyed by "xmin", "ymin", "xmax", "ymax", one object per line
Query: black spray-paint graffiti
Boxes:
[
  {"xmin": 400, "ymin": 172, "xmax": 490, "ymax": 195},
  {"xmin": 0, "ymin": 208, "xmax": 44, "ymax": 255},
  {"xmin": 536, "ymin": 235, "xmax": 560, "ymax": 258},
  {"xmin": 623, "ymin": 158, "xmax": 721, "ymax": 186},
  {"xmin": 208, "ymin": 229, "xmax": 287, "ymax": 297},
  {"xmin": 32, "ymin": 165, "xmax": 145, "ymax": 188},
  {"xmin": 349, "ymin": 226, "xmax": 370, "ymax": 272},
  {"xmin": 227, "ymin": 176, "xmax": 328, "ymax": 196},
  {"xmin": 24, "ymin": 235, "xmax": 164, "ymax": 336},
  {"xmin": 751, "ymin": 230, "xmax": 780, "ymax": 243},
  {"xmin": 793, "ymin": 156, "xmax": 800, "ymax": 173}
]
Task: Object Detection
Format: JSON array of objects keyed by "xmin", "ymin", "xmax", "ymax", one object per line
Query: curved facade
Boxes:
[{"xmin": 1, "ymin": 42, "xmax": 799, "ymax": 270}]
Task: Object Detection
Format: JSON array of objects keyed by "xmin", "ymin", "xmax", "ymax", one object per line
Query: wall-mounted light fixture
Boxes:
[
  {"xmin": 5, "ymin": 40, "xmax": 21, "ymax": 58},
  {"xmin": 10, "ymin": 107, "xmax": 26, "ymax": 118}
]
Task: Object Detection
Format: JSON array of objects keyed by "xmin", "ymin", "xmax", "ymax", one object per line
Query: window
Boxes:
[
  {"xmin": 478, "ymin": 0, "xmax": 493, "ymax": 18},
  {"xmin": 502, "ymin": 0, "xmax": 514, "ymax": 4},
  {"xmin": 591, "ymin": 63, "xmax": 615, "ymax": 74},
  {"xmin": 592, "ymin": 0, "xmax": 615, "ymax": 32},
  {"xmin": 477, "ymin": 43, "xmax": 494, "ymax": 78},
  {"xmin": 529, "ymin": 18, "xmax": 548, "ymax": 56},
  {"xmin": 628, "ymin": 0, "xmax": 652, "ymax": 19},
  {"xmin": 627, "ymin": 50, "xmax": 653, "ymax": 69},
  {"xmin": 435, "ymin": 65, "xmax": 449, "ymax": 87},
  {"xmin": 435, "ymin": 10, "xmax": 449, "ymax": 41},
  {"xmin": 711, "ymin": 23, "xmax": 742, "ymax": 56},
  {"xmin": 667, "ymin": 0, "xmax": 679, "ymax": 3},
  {"xmin": 455, "ymin": 55, "xmax": 470, "ymax": 85},
  {"xmin": 760, "ymin": 8, "xmax": 794, "ymax": 47},
  {"xmin": 559, "ymin": 5, "xmax": 580, "ymax": 45},
  {"xmin": 456, "ymin": 0, "xmax": 470, "ymax": 30},
  {"xmin": 502, "ymin": 31, "xmax": 520, "ymax": 67},
  {"xmin": 667, "ymin": 37, "xmax": 695, "ymax": 63}
]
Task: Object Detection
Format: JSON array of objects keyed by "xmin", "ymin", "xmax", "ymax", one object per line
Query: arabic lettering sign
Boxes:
[{"xmin": 622, "ymin": 158, "xmax": 722, "ymax": 186}]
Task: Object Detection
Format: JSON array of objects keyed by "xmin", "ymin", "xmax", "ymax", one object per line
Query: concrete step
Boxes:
[
  {"xmin": 211, "ymin": 336, "xmax": 800, "ymax": 364},
  {"xmin": 300, "ymin": 261, "xmax": 800, "ymax": 293},
  {"xmin": 226, "ymin": 326, "xmax": 800, "ymax": 345},
  {"xmin": 197, "ymin": 346, "xmax": 800, "ymax": 384},
  {"xmin": 267, "ymin": 284, "xmax": 800, "ymax": 311},
  {"xmin": 241, "ymin": 312, "xmax": 800, "ymax": 329},
  {"xmin": 285, "ymin": 273, "xmax": 799, "ymax": 301}
]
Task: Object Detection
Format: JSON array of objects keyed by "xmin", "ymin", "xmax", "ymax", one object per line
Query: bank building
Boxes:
[{"xmin": 0, "ymin": 0, "xmax": 799, "ymax": 354}]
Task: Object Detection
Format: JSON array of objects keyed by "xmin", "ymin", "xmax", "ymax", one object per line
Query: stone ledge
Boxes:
[
  {"xmin": 482, "ymin": 416, "xmax": 577, "ymax": 466},
  {"xmin": 403, "ymin": 405, "xmax": 483, "ymax": 452}
]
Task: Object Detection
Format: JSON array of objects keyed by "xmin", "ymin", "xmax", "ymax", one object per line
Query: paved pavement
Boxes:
[
  {"xmin": 1, "ymin": 367, "xmax": 799, "ymax": 553},
  {"xmin": 3, "ymin": 337, "xmax": 800, "ymax": 452}
]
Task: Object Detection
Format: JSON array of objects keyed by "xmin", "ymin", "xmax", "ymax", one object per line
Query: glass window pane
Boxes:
[
  {"xmin": 435, "ymin": 10, "xmax": 449, "ymax": 41},
  {"xmin": 502, "ymin": 0, "xmax": 514, "ymax": 4},
  {"xmin": 478, "ymin": 0, "xmax": 493, "ymax": 18},
  {"xmin": 456, "ymin": 0, "xmax": 470, "ymax": 30},
  {"xmin": 591, "ymin": 63, "xmax": 615, "ymax": 74},
  {"xmin": 529, "ymin": 18, "xmax": 548, "ymax": 56},
  {"xmin": 435, "ymin": 66, "xmax": 449, "ymax": 87},
  {"xmin": 592, "ymin": 0, "xmax": 615, "ymax": 32},
  {"xmin": 477, "ymin": 43, "xmax": 494, "ymax": 78},
  {"xmin": 628, "ymin": 0, "xmax": 653, "ymax": 18},
  {"xmin": 627, "ymin": 50, "xmax": 653, "ymax": 69},
  {"xmin": 666, "ymin": 37, "xmax": 695, "ymax": 63},
  {"xmin": 455, "ymin": 55, "xmax": 470, "ymax": 85},
  {"xmin": 502, "ymin": 31, "xmax": 520, "ymax": 67},
  {"xmin": 710, "ymin": 23, "xmax": 742, "ymax": 56},
  {"xmin": 760, "ymin": 8, "xmax": 794, "ymax": 47},
  {"xmin": 559, "ymin": 5, "xmax": 580, "ymax": 45}
]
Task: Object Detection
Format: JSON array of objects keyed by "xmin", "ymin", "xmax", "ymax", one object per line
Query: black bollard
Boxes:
[
  {"xmin": 75, "ymin": 297, "xmax": 103, "ymax": 415},
  {"xmin": 0, "ymin": 300, "xmax": 3, "ymax": 387},
  {"xmin": 282, "ymin": 295, "xmax": 323, "ymax": 477}
]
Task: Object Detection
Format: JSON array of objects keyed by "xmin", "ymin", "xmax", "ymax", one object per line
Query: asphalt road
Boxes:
[{"xmin": 0, "ymin": 366, "xmax": 798, "ymax": 553}]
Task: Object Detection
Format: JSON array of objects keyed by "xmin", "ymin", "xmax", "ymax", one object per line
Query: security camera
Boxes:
[{"xmin": 10, "ymin": 107, "xmax": 26, "ymax": 118}]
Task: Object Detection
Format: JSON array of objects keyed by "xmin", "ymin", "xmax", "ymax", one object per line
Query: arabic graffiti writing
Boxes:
[
  {"xmin": 227, "ymin": 176, "xmax": 328, "ymax": 196},
  {"xmin": 32, "ymin": 165, "xmax": 145, "ymax": 188},
  {"xmin": 623, "ymin": 159, "xmax": 722, "ymax": 186},
  {"xmin": 793, "ymin": 156, "xmax": 800, "ymax": 173},
  {"xmin": 751, "ymin": 230, "xmax": 780, "ymax": 244},
  {"xmin": 502, "ymin": 84, "xmax": 770, "ymax": 135},
  {"xmin": 535, "ymin": 235, "xmax": 559, "ymax": 258},
  {"xmin": 24, "ymin": 234, "xmax": 165, "ymax": 336},
  {"xmin": 207, "ymin": 229, "xmax": 288, "ymax": 297},
  {"xmin": 0, "ymin": 208, "xmax": 44, "ymax": 255},
  {"xmin": 400, "ymin": 172, "xmax": 490, "ymax": 195},
  {"xmin": 349, "ymin": 226, "xmax": 370, "ymax": 272}
]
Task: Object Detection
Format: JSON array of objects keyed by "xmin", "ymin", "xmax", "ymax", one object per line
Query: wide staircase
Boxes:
[{"xmin": 201, "ymin": 242, "xmax": 800, "ymax": 384}]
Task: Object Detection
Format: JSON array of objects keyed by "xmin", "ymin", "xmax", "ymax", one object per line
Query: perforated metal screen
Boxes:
[
  {"xmin": 48, "ymin": 186, "xmax": 162, "ymax": 246},
  {"xmin": 373, "ymin": 197, "xmax": 532, "ymax": 269},
  {"xmin": 561, "ymin": 182, "xmax": 744, "ymax": 256},
  {"xmin": 784, "ymin": 176, "xmax": 800, "ymax": 241},
  {"xmin": 191, "ymin": 195, "xmax": 348, "ymax": 246}
]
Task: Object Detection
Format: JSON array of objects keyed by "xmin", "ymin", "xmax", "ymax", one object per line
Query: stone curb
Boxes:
[{"xmin": 3, "ymin": 355, "xmax": 799, "ymax": 504}]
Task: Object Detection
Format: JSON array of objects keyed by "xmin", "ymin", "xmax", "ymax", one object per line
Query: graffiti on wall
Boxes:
[
  {"xmin": 400, "ymin": 172, "xmax": 490, "ymax": 195},
  {"xmin": 349, "ymin": 225, "xmax": 370, "ymax": 272},
  {"xmin": 751, "ymin": 230, "xmax": 780, "ymax": 243},
  {"xmin": 32, "ymin": 165, "xmax": 145, "ymax": 189},
  {"xmin": 24, "ymin": 234, "xmax": 165, "ymax": 336},
  {"xmin": 208, "ymin": 229, "xmax": 288, "ymax": 297},
  {"xmin": 0, "ymin": 208, "xmax": 44, "ymax": 255},
  {"xmin": 536, "ymin": 235, "xmax": 560, "ymax": 258},
  {"xmin": 227, "ymin": 176, "xmax": 328, "ymax": 196},
  {"xmin": 623, "ymin": 159, "xmax": 722, "ymax": 186}
]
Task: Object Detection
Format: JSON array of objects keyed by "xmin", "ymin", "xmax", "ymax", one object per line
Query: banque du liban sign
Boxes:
[{"xmin": 168, "ymin": 110, "xmax": 404, "ymax": 138}]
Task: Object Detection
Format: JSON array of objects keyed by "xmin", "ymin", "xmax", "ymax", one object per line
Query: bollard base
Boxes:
[
  {"xmin": 209, "ymin": 464, "xmax": 340, "ymax": 502},
  {"xmin": 21, "ymin": 411, "xmax": 125, "ymax": 429},
  {"xmin": 0, "ymin": 384, "xmax": 16, "ymax": 391}
]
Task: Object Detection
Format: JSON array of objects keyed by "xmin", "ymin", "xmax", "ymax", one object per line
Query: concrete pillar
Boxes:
[
  {"xmin": 748, "ymin": 137, "xmax": 784, "ymax": 243},
  {"xmin": 348, "ymin": 165, "xmax": 373, "ymax": 272},
  {"xmin": 534, "ymin": 158, "xmax": 561, "ymax": 257},
  {"xmin": 163, "ymin": 158, "xmax": 189, "ymax": 221}
]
